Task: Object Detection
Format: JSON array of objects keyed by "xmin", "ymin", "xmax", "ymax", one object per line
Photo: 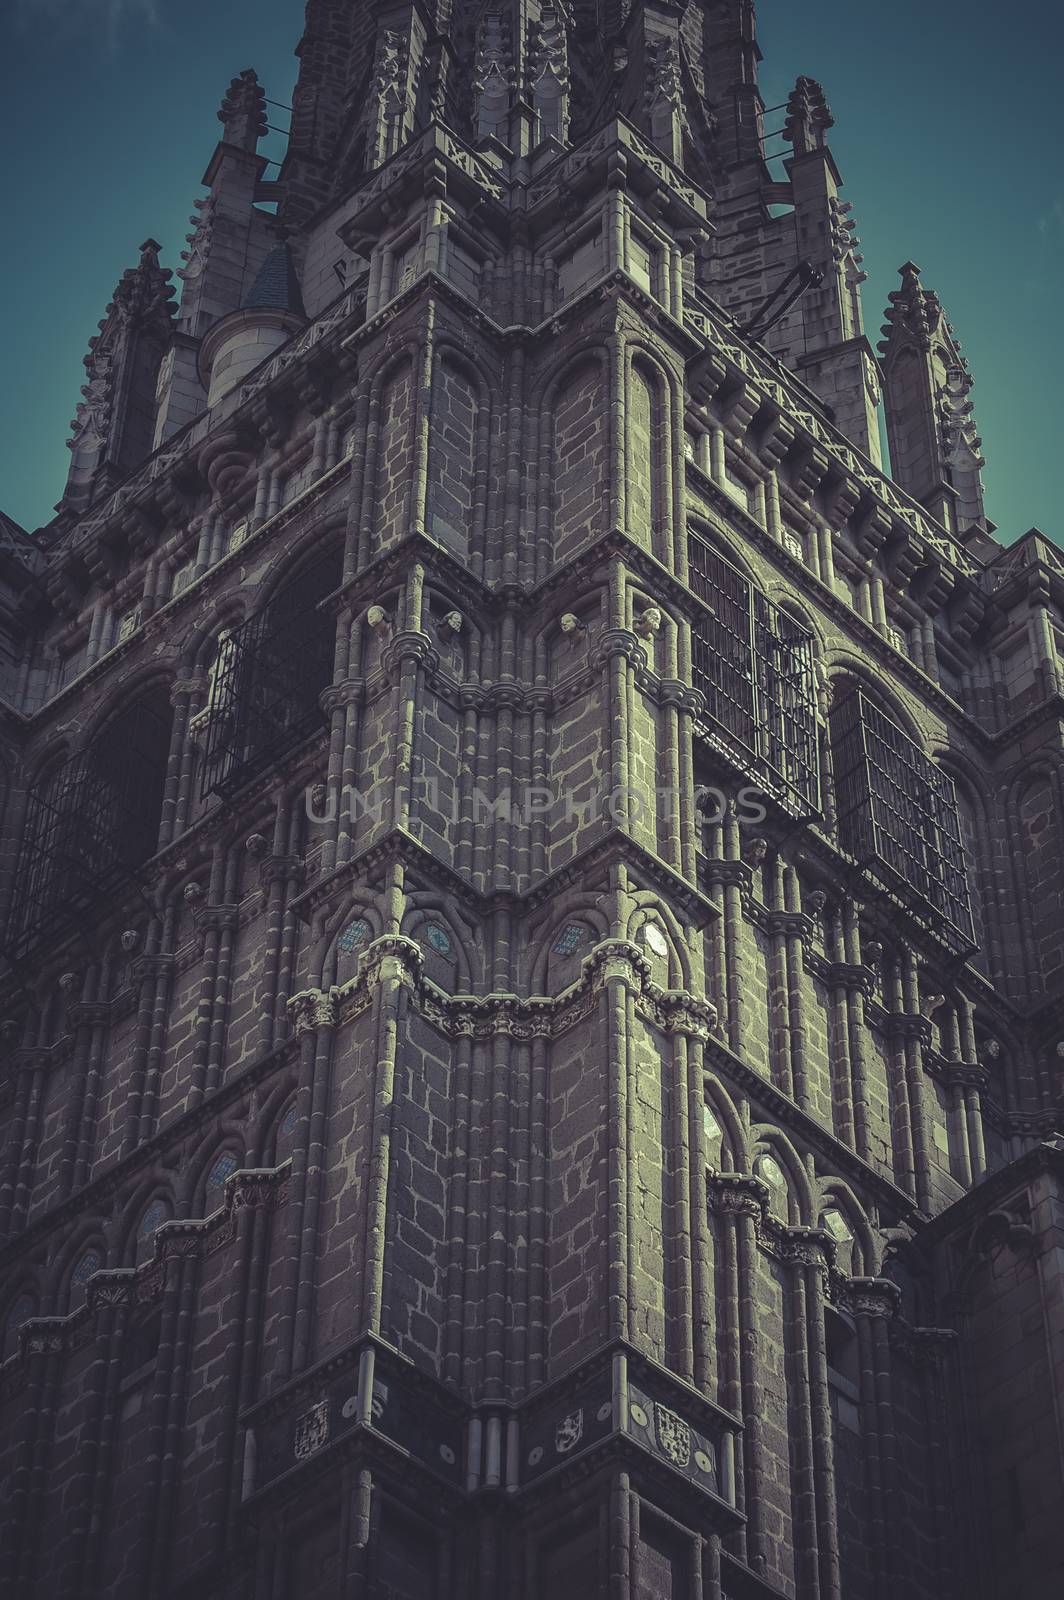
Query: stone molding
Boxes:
[{"xmin": 287, "ymin": 932, "xmax": 718, "ymax": 1043}]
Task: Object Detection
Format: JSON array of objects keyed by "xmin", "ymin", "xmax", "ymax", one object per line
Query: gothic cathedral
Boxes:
[{"xmin": 1, "ymin": 3, "xmax": 1062, "ymax": 1597}]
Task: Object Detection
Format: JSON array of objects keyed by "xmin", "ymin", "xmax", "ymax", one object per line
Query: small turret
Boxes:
[
  {"xmin": 218, "ymin": 66, "xmax": 267, "ymax": 152},
  {"xmin": 155, "ymin": 67, "xmax": 282, "ymax": 444},
  {"xmin": 783, "ymin": 74, "xmax": 833, "ymax": 155},
  {"xmin": 197, "ymin": 243, "xmax": 305, "ymax": 408},
  {"xmin": 769, "ymin": 75, "xmax": 881, "ymax": 463},
  {"xmin": 63, "ymin": 240, "xmax": 176, "ymax": 513},
  {"xmin": 879, "ymin": 262, "xmax": 987, "ymax": 533}
]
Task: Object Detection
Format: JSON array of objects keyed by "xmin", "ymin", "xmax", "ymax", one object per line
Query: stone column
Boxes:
[{"xmin": 708, "ymin": 1172, "xmax": 769, "ymax": 1569}]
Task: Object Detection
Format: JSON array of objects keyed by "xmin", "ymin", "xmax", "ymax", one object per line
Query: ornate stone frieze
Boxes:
[
  {"xmin": 287, "ymin": 987, "xmax": 342, "ymax": 1035},
  {"xmin": 706, "ymin": 1172, "xmax": 769, "ymax": 1220},
  {"xmin": 841, "ymin": 1276, "xmax": 902, "ymax": 1319}
]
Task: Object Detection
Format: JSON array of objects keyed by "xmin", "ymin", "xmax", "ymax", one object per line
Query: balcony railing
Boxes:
[
  {"xmin": 688, "ymin": 533, "xmax": 820, "ymax": 816},
  {"xmin": 5, "ymin": 698, "xmax": 170, "ymax": 960},
  {"xmin": 200, "ymin": 555, "xmax": 339, "ymax": 798},
  {"xmin": 831, "ymin": 689, "xmax": 974, "ymax": 948}
]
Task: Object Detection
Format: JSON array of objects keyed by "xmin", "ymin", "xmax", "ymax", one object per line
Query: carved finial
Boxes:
[
  {"xmin": 784, "ymin": 76, "xmax": 834, "ymax": 155},
  {"xmin": 879, "ymin": 262, "xmax": 987, "ymax": 530},
  {"xmin": 218, "ymin": 67, "xmax": 267, "ymax": 152}
]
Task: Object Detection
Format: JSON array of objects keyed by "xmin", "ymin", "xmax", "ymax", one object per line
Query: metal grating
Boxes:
[
  {"xmin": 200, "ymin": 551, "xmax": 341, "ymax": 798},
  {"xmin": 6, "ymin": 697, "xmax": 171, "ymax": 960},
  {"xmin": 688, "ymin": 534, "xmax": 820, "ymax": 815},
  {"xmin": 832, "ymin": 689, "xmax": 974, "ymax": 947}
]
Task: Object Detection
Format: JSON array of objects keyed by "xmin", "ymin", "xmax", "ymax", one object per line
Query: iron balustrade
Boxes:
[
  {"xmin": 200, "ymin": 552, "xmax": 340, "ymax": 799},
  {"xmin": 831, "ymin": 689, "xmax": 974, "ymax": 947},
  {"xmin": 5, "ymin": 697, "xmax": 170, "ymax": 960},
  {"xmin": 687, "ymin": 533, "xmax": 820, "ymax": 815}
]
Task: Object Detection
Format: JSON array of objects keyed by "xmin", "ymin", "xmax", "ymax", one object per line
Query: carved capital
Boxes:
[
  {"xmin": 842, "ymin": 1276, "xmax": 901, "ymax": 1319},
  {"xmin": 707, "ymin": 1172, "xmax": 768, "ymax": 1220},
  {"xmin": 287, "ymin": 987, "xmax": 340, "ymax": 1034}
]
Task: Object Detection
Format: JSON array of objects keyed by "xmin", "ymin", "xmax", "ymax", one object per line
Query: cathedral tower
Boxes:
[{"xmin": 1, "ymin": 4, "xmax": 1063, "ymax": 1598}]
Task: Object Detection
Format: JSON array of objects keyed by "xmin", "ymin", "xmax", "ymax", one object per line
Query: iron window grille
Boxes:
[
  {"xmin": 6, "ymin": 698, "xmax": 171, "ymax": 961},
  {"xmin": 200, "ymin": 552, "xmax": 340, "ymax": 799},
  {"xmin": 687, "ymin": 533, "xmax": 820, "ymax": 816},
  {"xmin": 831, "ymin": 689, "xmax": 974, "ymax": 948}
]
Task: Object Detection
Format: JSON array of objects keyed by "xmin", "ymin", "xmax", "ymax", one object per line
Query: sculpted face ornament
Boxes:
[{"xmin": 554, "ymin": 1408, "xmax": 583, "ymax": 1453}]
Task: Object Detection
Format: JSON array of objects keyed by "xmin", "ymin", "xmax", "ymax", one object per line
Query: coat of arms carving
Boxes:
[
  {"xmin": 293, "ymin": 1399, "xmax": 330, "ymax": 1460},
  {"xmin": 554, "ymin": 1407, "xmax": 584, "ymax": 1454},
  {"xmin": 654, "ymin": 1403, "xmax": 691, "ymax": 1467}
]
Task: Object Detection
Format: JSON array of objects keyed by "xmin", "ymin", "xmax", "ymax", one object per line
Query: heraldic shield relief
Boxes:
[
  {"xmin": 654, "ymin": 1403, "xmax": 691, "ymax": 1468},
  {"xmin": 293, "ymin": 1399, "xmax": 330, "ymax": 1461}
]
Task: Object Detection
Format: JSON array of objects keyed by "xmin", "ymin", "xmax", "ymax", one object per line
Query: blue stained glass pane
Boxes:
[
  {"xmin": 209, "ymin": 1151, "xmax": 238, "ymax": 1189},
  {"xmin": 139, "ymin": 1201, "xmax": 167, "ymax": 1238},
  {"xmin": 553, "ymin": 924, "xmax": 585, "ymax": 957},
  {"xmin": 9, "ymin": 1295, "xmax": 35, "ymax": 1330},
  {"xmin": 338, "ymin": 918, "xmax": 369, "ymax": 953},
  {"xmin": 424, "ymin": 923, "xmax": 452, "ymax": 956},
  {"xmin": 280, "ymin": 1102, "xmax": 298, "ymax": 1137},
  {"xmin": 73, "ymin": 1250, "xmax": 101, "ymax": 1285}
]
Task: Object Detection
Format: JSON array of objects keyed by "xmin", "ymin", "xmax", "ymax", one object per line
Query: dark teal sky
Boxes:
[{"xmin": 1, "ymin": 0, "xmax": 1060, "ymax": 543}]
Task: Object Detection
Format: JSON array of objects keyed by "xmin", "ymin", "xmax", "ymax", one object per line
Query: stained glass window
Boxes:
[
  {"xmin": 206, "ymin": 1151, "xmax": 238, "ymax": 1212},
  {"xmin": 424, "ymin": 923, "xmax": 452, "ymax": 956},
  {"xmin": 338, "ymin": 918, "xmax": 370, "ymax": 954},
  {"xmin": 553, "ymin": 924, "xmax": 585, "ymax": 957}
]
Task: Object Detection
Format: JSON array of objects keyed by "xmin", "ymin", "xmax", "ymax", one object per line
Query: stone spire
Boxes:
[
  {"xmin": 783, "ymin": 75, "xmax": 833, "ymax": 155},
  {"xmin": 155, "ymin": 66, "xmax": 282, "ymax": 445},
  {"xmin": 766, "ymin": 73, "xmax": 881, "ymax": 463},
  {"xmin": 879, "ymin": 262, "xmax": 987, "ymax": 533},
  {"xmin": 63, "ymin": 240, "xmax": 176, "ymax": 514},
  {"xmin": 217, "ymin": 67, "xmax": 267, "ymax": 152}
]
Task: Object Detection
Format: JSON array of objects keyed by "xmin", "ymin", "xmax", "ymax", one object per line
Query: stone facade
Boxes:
[{"xmin": 1, "ymin": 3, "xmax": 1062, "ymax": 1598}]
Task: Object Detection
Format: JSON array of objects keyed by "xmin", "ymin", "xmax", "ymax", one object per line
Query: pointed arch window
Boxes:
[
  {"xmin": 830, "ymin": 688, "xmax": 973, "ymax": 948},
  {"xmin": 136, "ymin": 1198, "xmax": 169, "ymax": 1266},
  {"xmin": 205, "ymin": 1150, "xmax": 239, "ymax": 1215},
  {"xmin": 5, "ymin": 690, "xmax": 172, "ymax": 960},
  {"xmin": 70, "ymin": 1247, "xmax": 103, "ymax": 1312},
  {"xmin": 3, "ymin": 1293, "xmax": 36, "ymax": 1360},
  {"xmin": 687, "ymin": 532, "xmax": 819, "ymax": 815},
  {"xmin": 200, "ymin": 547, "xmax": 342, "ymax": 798}
]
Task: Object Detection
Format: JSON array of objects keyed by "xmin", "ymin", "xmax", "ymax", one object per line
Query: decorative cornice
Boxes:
[{"xmin": 0, "ymin": 1165, "xmax": 287, "ymax": 1384}]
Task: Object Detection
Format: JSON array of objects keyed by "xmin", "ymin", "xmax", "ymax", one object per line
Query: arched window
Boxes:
[
  {"xmin": 275, "ymin": 1099, "xmax": 298, "ymax": 1166},
  {"xmin": 829, "ymin": 685, "xmax": 973, "ymax": 949},
  {"xmin": 6, "ymin": 689, "xmax": 172, "ymax": 958},
  {"xmin": 204, "ymin": 1150, "xmax": 239, "ymax": 1215},
  {"xmin": 69, "ymin": 1247, "xmax": 103, "ymax": 1312},
  {"xmin": 755, "ymin": 1152, "xmax": 792, "ymax": 1221},
  {"xmin": 820, "ymin": 1206, "xmax": 856, "ymax": 1275},
  {"xmin": 200, "ymin": 546, "xmax": 343, "ymax": 797},
  {"xmin": 687, "ymin": 530, "xmax": 819, "ymax": 816},
  {"xmin": 135, "ymin": 1198, "xmax": 169, "ymax": 1266},
  {"xmin": 3, "ymin": 1293, "xmax": 36, "ymax": 1360}
]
